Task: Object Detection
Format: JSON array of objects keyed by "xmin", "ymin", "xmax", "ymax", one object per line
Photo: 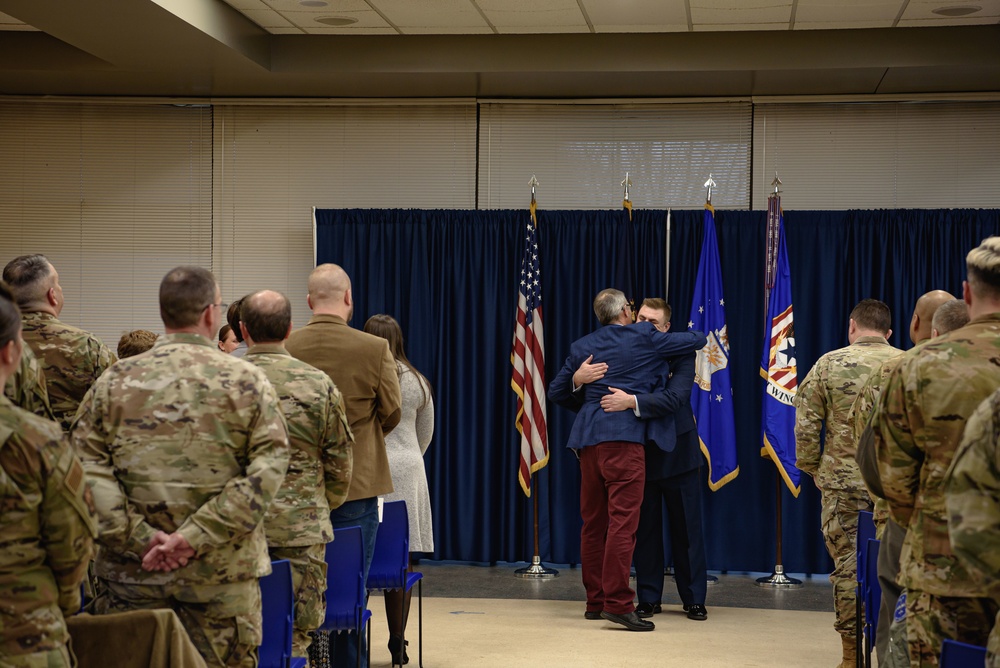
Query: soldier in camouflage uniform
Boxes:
[
  {"xmin": 4, "ymin": 342, "xmax": 55, "ymax": 421},
  {"xmin": 69, "ymin": 267, "xmax": 290, "ymax": 668},
  {"xmin": 3, "ymin": 254, "xmax": 116, "ymax": 431},
  {"xmin": 794, "ymin": 298, "xmax": 903, "ymax": 668},
  {"xmin": 946, "ymin": 388, "xmax": 1000, "ymax": 668},
  {"xmin": 851, "ymin": 291, "xmax": 963, "ymax": 665},
  {"xmin": 874, "ymin": 236, "xmax": 1000, "ymax": 667},
  {"xmin": 241, "ymin": 289, "xmax": 354, "ymax": 658},
  {"xmin": 0, "ymin": 282, "xmax": 96, "ymax": 667}
]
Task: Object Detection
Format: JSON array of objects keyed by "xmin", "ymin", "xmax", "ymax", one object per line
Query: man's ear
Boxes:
[
  {"xmin": 963, "ymin": 280, "xmax": 972, "ymax": 306},
  {"xmin": 306, "ymin": 293, "xmax": 313, "ymax": 310},
  {"xmin": 0, "ymin": 338, "xmax": 18, "ymax": 367},
  {"xmin": 240, "ymin": 322, "xmax": 252, "ymax": 345},
  {"xmin": 47, "ymin": 287, "xmax": 58, "ymax": 307},
  {"xmin": 344, "ymin": 287, "xmax": 353, "ymax": 307}
]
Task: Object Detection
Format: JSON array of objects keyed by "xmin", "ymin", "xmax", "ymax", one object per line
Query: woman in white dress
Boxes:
[{"xmin": 363, "ymin": 314, "xmax": 434, "ymax": 666}]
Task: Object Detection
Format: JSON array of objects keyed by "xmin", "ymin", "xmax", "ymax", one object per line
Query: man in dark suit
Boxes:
[
  {"xmin": 598, "ymin": 299, "xmax": 709, "ymax": 622},
  {"xmin": 285, "ymin": 263, "xmax": 401, "ymax": 668},
  {"xmin": 549, "ymin": 289, "xmax": 705, "ymax": 632}
]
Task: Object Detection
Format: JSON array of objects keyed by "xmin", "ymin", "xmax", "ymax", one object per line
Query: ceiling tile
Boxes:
[
  {"xmin": 794, "ymin": 0, "xmax": 902, "ymax": 23},
  {"xmin": 403, "ymin": 25, "xmax": 495, "ymax": 34},
  {"xmin": 262, "ymin": 0, "xmax": 372, "ymax": 10},
  {"xmin": 372, "ymin": 0, "xmax": 492, "ymax": 30},
  {"xmin": 308, "ymin": 26, "xmax": 398, "ymax": 33},
  {"xmin": 582, "ymin": 0, "xmax": 689, "ymax": 29},
  {"xmin": 593, "ymin": 23, "xmax": 690, "ymax": 32},
  {"xmin": 794, "ymin": 19, "xmax": 895, "ymax": 28},
  {"xmin": 897, "ymin": 15, "xmax": 1000, "ymax": 25},
  {"xmin": 691, "ymin": 0, "xmax": 793, "ymax": 25},
  {"xmin": 478, "ymin": 0, "xmax": 588, "ymax": 29},
  {"xmin": 901, "ymin": 0, "xmax": 1000, "ymax": 22},
  {"xmin": 495, "ymin": 24, "xmax": 589, "ymax": 32},
  {"xmin": 693, "ymin": 22, "xmax": 790, "ymax": 30},
  {"xmin": 282, "ymin": 9, "xmax": 392, "ymax": 29},
  {"xmin": 240, "ymin": 9, "xmax": 296, "ymax": 28},
  {"xmin": 219, "ymin": 0, "xmax": 271, "ymax": 11}
]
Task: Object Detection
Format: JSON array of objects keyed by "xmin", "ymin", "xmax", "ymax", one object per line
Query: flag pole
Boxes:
[
  {"xmin": 515, "ymin": 175, "xmax": 558, "ymax": 579},
  {"xmin": 665, "ymin": 208, "xmax": 671, "ymax": 299},
  {"xmin": 756, "ymin": 174, "xmax": 802, "ymax": 589}
]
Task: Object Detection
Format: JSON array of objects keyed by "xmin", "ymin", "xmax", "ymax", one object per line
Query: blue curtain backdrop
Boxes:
[{"xmin": 314, "ymin": 207, "xmax": 1000, "ymax": 574}]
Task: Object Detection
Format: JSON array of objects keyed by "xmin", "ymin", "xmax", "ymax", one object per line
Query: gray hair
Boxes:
[
  {"xmin": 593, "ymin": 289, "xmax": 627, "ymax": 325},
  {"xmin": 932, "ymin": 299, "xmax": 970, "ymax": 335}
]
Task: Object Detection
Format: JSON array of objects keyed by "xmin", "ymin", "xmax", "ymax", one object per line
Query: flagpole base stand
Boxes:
[
  {"xmin": 515, "ymin": 556, "xmax": 559, "ymax": 579},
  {"xmin": 755, "ymin": 566, "xmax": 802, "ymax": 589}
]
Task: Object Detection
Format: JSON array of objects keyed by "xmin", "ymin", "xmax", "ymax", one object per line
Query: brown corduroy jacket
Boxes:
[{"xmin": 286, "ymin": 314, "xmax": 401, "ymax": 501}]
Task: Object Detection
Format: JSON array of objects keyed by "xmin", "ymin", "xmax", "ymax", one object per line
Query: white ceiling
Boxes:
[
  {"xmin": 0, "ymin": 0, "xmax": 996, "ymax": 98},
  {"xmin": 215, "ymin": 0, "xmax": 1000, "ymax": 35},
  {"xmin": 2, "ymin": 1, "xmax": 999, "ymax": 34}
]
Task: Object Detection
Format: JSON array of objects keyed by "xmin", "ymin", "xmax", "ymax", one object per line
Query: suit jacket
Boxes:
[
  {"xmin": 636, "ymin": 353, "xmax": 702, "ymax": 479},
  {"xmin": 549, "ymin": 322, "xmax": 705, "ymax": 452},
  {"xmin": 286, "ymin": 314, "xmax": 402, "ymax": 501}
]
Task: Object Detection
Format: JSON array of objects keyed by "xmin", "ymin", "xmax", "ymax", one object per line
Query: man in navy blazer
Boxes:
[
  {"xmin": 549, "ymin": 289, "xmax": 706, "ymax": 632},
  {"xmin": 598, "ymin": 299, "xmax": 710, "ymax": 623}
]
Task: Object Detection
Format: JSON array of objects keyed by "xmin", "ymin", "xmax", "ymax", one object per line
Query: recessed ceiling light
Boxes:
[
  {"xmin": 931, "ymin": 5, "xmax": 981, "ymax": 16},
  {"xmin": 299, "ymin": 0, "xmax": 328, "ymax": 7},
  {"xmin": 315, "ymin": 16, "xmax": 358, "ymax": 26}
]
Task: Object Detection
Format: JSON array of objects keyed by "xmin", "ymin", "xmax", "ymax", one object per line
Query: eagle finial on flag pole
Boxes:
[
  {"xmin": 529, "ymin": 175, "xmax": 539, "ymax": 222},
  {"xmin": 771, "ymin": 173, "xmax": 782, "ymax": 195},
  {"xmin": 704, "ymin": 174, "xmax": 717, "ymax": 203},
  {"xmin": 622, "ymin": 172, "xmax": 633, "ymax": 221}
]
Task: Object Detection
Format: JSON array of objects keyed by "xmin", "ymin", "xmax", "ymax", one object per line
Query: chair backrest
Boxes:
[
  {"xmin": 856, "ymin": 511, "xmax": 875, "ymax": 586},
  {"xmin": 864, "ymin": 539, "xmax": 881, "ymax": 642},
  {"xmin": 366, "ymin": 500, "xmax": 410, "ymax": 591},
  {"xmin": 322, "ymin": 525, "xmax": 366, "ymax": 632},
  {"xmin": 940, "ymin": 638, "xmax": 987, "ymax": 666},
  {"xmin": 259, "ymin": 559, "xmax": 295, "ymax": 668}
]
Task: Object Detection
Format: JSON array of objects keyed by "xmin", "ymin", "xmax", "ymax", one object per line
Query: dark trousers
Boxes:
[
  {"xmin": 579, "ymin": 441, "xmax": 645, "ymax": 615},
  {"xmin": 328, "ymin": 497, "xmax": 379, "ymax": 668},
  {"xmin": 635, "ymin": 466, "xmax": 708, "ymax": 607}
]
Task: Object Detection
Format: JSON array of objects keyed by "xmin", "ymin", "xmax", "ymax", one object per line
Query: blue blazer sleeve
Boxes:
[
  {"xmin": 648, "ymin": 328, "xmax": 706, "ymax": 357},
  {"xmin": 635, "ymin": 352, "xmax": 696, "ymax": 419},
  {"xmin": 548, "ymin": 354, "xmax": 583, "ymax": 412}
]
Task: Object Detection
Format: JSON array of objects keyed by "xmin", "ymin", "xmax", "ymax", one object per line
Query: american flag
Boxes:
[{"xmin": 511, "ymin": 204, "xmax": 549, "ymax": 496}]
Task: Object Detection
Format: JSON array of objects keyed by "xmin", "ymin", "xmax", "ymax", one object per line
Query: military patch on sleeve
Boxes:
[{"xmin": 61, "ymin": 455, "xmax": 98, "ymax": 537}]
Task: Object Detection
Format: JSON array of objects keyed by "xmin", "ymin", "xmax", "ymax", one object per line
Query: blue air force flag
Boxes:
[
  {"xmin": 688, "ymin": 204, "xmax": 739, "ymax": 490},
  {"xmin": 759, "ymin": 209, "xmax": 802, "ymax": 497}
]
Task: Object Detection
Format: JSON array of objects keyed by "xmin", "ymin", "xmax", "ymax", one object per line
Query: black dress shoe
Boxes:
[
  {"xmin": 601, "ymin": 610, "xmax": 655, "ymax": 631},
  {"xmin": 635, "ymin": 602, "xmax": 661, "ymax": 618},
  {"xmin": 584, "ymin": 610, "xmax": 603, "ymax": 620},
  {"xmin": 686, "ymin": 604, "xmax": 708, "ymax": 621}
]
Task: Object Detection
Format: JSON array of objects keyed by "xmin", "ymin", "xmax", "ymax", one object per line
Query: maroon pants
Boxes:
[{"xmin": 579, "ymin": 441, "xmax": 646, "ymax": 615}]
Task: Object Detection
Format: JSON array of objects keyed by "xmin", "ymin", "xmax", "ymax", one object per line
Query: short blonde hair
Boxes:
[{"xmin": 966, "ymin": 236, "xmax": 1000, "ymax": 299}]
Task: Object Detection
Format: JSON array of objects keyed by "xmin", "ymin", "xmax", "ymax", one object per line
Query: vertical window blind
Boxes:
[
  {"xmin": 0, "ymin": 102, "xmax": 213, "ymax": 347},
  {"xmin": 753, "ymin": 101, "xmax": 1000, "ymax": 210},
  {"xmin": 478, "ymin": 102, "xmax": 753, "ymax": 210},
  {"xmin": 212, "ymin": 103, "xmax": 477, "ymax": 326}
]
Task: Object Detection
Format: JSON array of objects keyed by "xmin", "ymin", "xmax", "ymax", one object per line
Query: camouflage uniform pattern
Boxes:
[
  {"xmin": 21, "ymin": 312, "xmax": 116, "ymax": 431},
  {"xmin": 794, "ymin": 336, "xmax": 903, "ymax": 640},
  {"xmin": 946, "ymin": 388, "xmax": 1000, "ymax": 667},
  {"xmin": 850, "ymin": 351, "xmax": 913, "ymax": 536},
  {"xmin": 268, "ymin": 544, "xmax": 327, "ymax": 657},
  {"xmin": 4, "ymin": 343, "xmax": 55, "ymax": 421},
  {"xmin": 0, "ymin": 395, "xmax": 96, "ymax": 665},
  {"xmin": 246, "ymin": 343, "xmax": 353, "ymax": 657},
  {"xmin": 70, "ymin": 333, "xmax": 290, "ymax": 668},
  {"xmin": 874, "ymin": 313, "xmax": 1000, "ymax": 666}
]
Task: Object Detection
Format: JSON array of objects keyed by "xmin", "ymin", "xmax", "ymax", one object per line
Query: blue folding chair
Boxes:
[
  {"xmin": 367, "ymin": 500, "xmax": 424, "ymax": 668},
  {"xmin": 319, "ymin": 526, "xmax": 371, "ymax": 668},
  {"xmin": 259, "ymin": 559, "xmax": 307, "ymax": 668},
  {"xmin": 855, "ymin": 511, "xmax": 875, "ymax": 667},
  {"xmin": 862, "ymin": 539, "xmax": 881, "ymax": 668},
  {"xmin": 940, "ymin": 638, "xmax": 987, "ymax": 666}
]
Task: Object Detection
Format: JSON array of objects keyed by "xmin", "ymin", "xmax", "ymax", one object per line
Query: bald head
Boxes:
[
  {"xmin": 910, "ymin": 290, "xmax": 955, "ymax": 344},
  {"xmin": 307, "ymin": 263, "xmax": 353, "ymax": 318},
  {"xmin": 241, "ymin": 290, "xmax": 292, "ymax": 344}
]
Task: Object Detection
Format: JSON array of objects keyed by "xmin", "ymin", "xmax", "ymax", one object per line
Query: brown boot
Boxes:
[{"xmin": 838, "ymin": 635, "xmax": 857, "ymax": 668}]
